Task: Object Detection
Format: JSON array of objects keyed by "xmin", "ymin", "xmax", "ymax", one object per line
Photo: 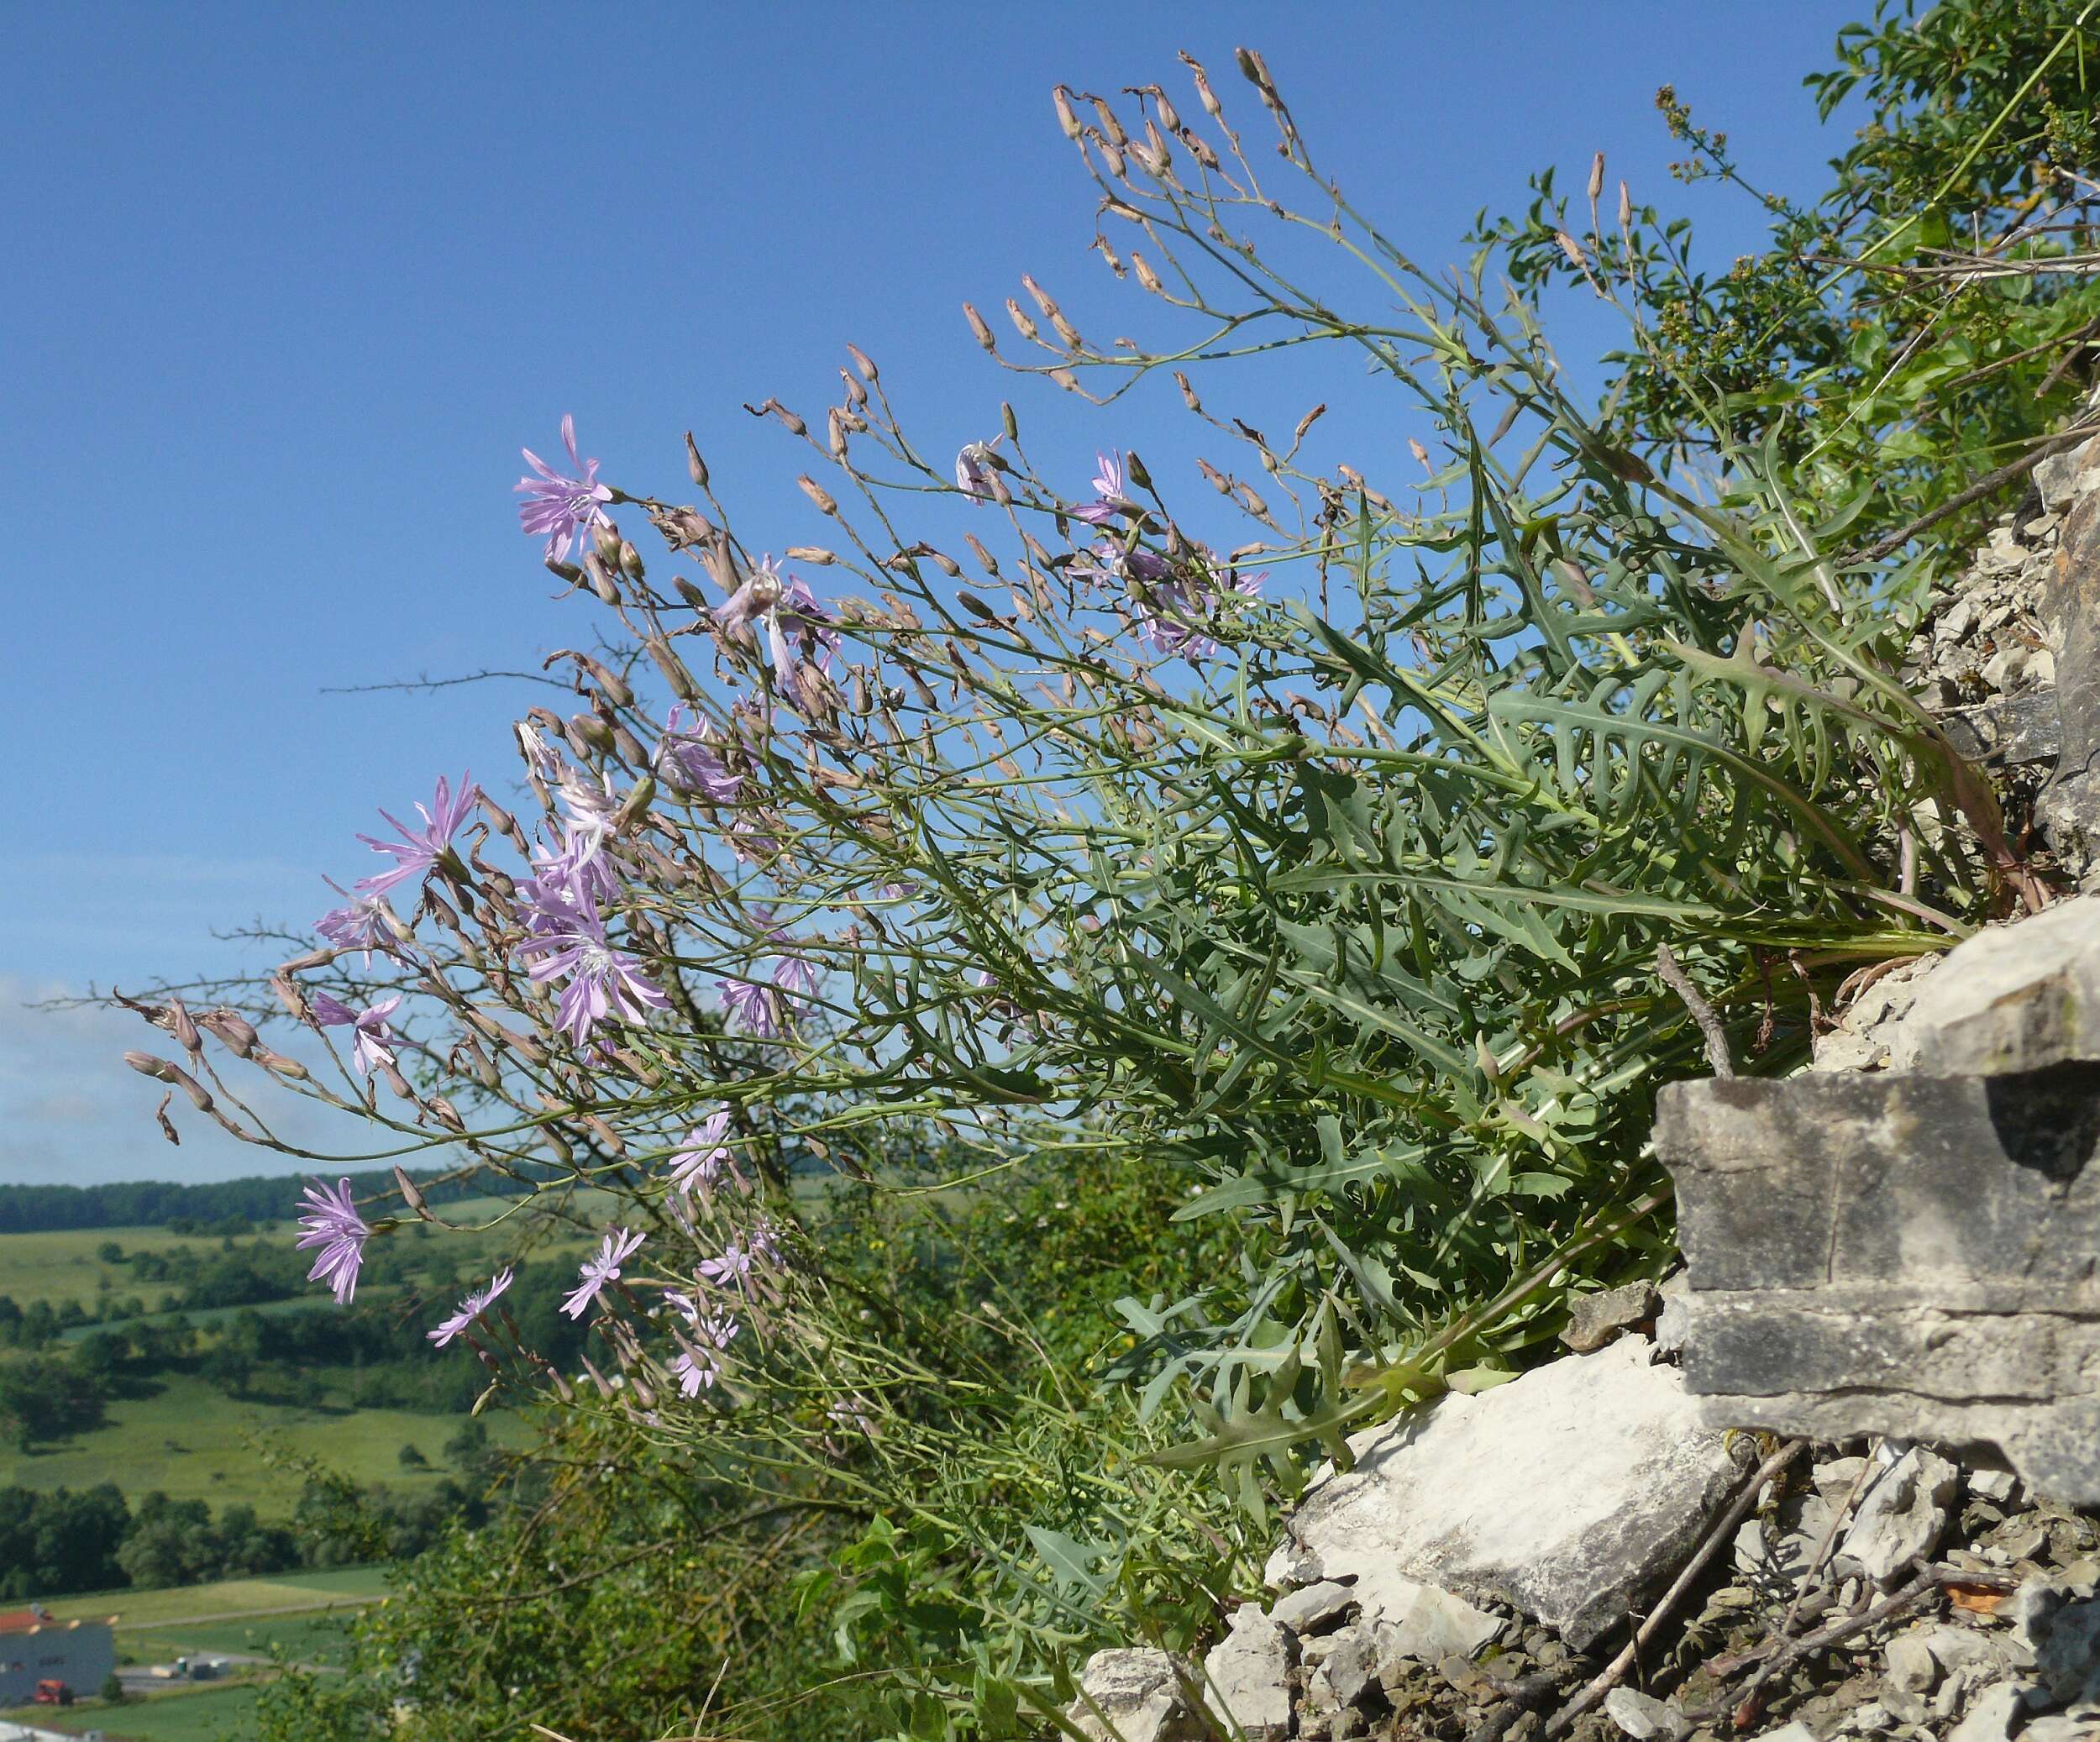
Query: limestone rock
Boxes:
[
  {"xmin": 1200, "ymin": 1605, "xmax": 1290, "ymax": 1742},
  {"xmin": 1945, "ymin": 1680, "xmax": 2026, "ymax": 1742},
  {"xmin": 1265, "ymin": 1339, "xmax": 1747, "ymax": 1650},
  {"xmin": 2035, "ymin": 1598, "xmax": 2100, "ymax": 1708},
  {"xmin": 1882, "ymin": 893, "xmax": 2100, "ymax": 1073},
  {"xmin": 1604, "ymin": 1687, "xmax": 1688, "ymax": 1739},
  {"xmin": 1269, "ymin": 1580, "xmax": 1358, "ymax": 1634},
  {"xmin": 1838, "ymin": 1447, "xmax": 1961, "ymax": 1586},
  {"xmin": 1885, "ymin": 1630, "xmax": 1941, "ymax": 1693},
  {"xmin": 1368, "ymin": 1587, "xmax": 1504, "ymax": 1668},
  {"xmin": 1562, "ymin": 1280, "xmax": 1662, "ymax": 1353},
  {"xmin": 1654, "ymin": 1072, "xmax": 2100, "ymax": 1504},
  {"xmin": 1064, "ymin": 1649, "xmax": 1198, "ymax": 1742},
  {"xmin": 1323, "ymin": 1626, "xmax": 1379, "ymax": 1709}
]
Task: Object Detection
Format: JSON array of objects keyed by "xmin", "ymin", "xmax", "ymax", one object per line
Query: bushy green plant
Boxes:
[{"xmin": 132, "ymin": 8, "xmax": 2097, "ymax": 1737}]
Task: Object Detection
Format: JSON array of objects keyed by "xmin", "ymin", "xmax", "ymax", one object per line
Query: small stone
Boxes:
[
  {"xmin": 1752, "ymin": 1726, "xmax": 1818, "ymax": 1742},
  {"xmin": 1945, "ymin": 1681, "xmax": 2024, "ymax": 1742},
  {"xmin": 1847, "ymin": 1701, "xmax": 1896, "ymax": 1733},
  {"xmin": 1324, "ymin": 1626, "xmax": 1380, "ymax": 1710},
  {"xmin": 1816, "ymin": 1457, "xmax": 1872, "ymax": 1502},
  {"xmin": 1299, "ymin": 1634, "xmax": 1340, "ymax": 1669},
  {"xmin": 1839, "ymin": 1448, "xmax": 1961, "ymax": 1586},
  {"xmin": 1271, "ymin": 1580, "xmax": 1358, "ymax": 1634},
  {"xmin": 1064, "ymin": 1649, "xmax": 1199, "ymax": 1742},
  {"xmin": 2029, "ymin": 648, "xmax": 2057, "ymax": 688},
  {"xmin": 1201, "ymin": 1604, "xmax": 1291, "ymax": 1742},
  {"xmin": 1369, "ymin": 1586, "xmax": 1504, "ymax": 1668},
  {"xmin": 1604, "ymin": 1687, "xmax": 1689, "ymax": 1739},
  {"xmin": 2034, "ymin": 1598, "xmax": 2100, "ymax": 1708},
  {"xmin": 1999, "ymin": 1524, "xmax": 2050, "ymax": 1564},
  {"xmin": 1562, "ymin": 1281, "xmax": 1662, "ymax": 1353},
  {"xmin": 1887, "ymin": 1633, "xmax": 1941, "ymax": 1693},
  {"xmin": 1969, "ymin": 1472, "xmax": 2021, "ymax": 1504}
]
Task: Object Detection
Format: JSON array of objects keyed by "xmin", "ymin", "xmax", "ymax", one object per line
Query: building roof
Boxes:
[{"xmin": 0, "ymin": 1611, "xmax": 45, "ymax": 1634}]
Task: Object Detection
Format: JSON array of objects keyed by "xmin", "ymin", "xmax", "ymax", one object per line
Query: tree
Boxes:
[
  {"xmin": 397, "ymin": 1442, "xmax": 428, "ymax": 1469},
  {"xmin": 0, "ymin": 1357, "xmax": 107, "ymax": 1450}
]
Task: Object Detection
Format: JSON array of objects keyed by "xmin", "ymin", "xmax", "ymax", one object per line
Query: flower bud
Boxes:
[
  {"xmin": 270, "ymin": 973, "xmax": 307, "ymax": 1021},
  {"xmin": 1619, "ymin": 180, "xmax": 1632, "ymax": 231},
  {"xmin": 684, "ymin": 431, "xmax": 709, "ymax": 490},
  {"xmin": 1005, "ymin": 299, "xmax": 1039, "ymax": 344},
  {"xmin": 593, "ymin": 521, "xmax": 622, "ymax": 565},
  {"xmin": 827, "ymin": 407, "xmax": 849, "ymax": 459},
  {"xmin": 167, "ymin": 997, "xmax": 203, "ymax": 1058},
  {"xmin": 618, "ymin": 540, "xmax": 645, "ymax": 582},
  {"xmin": 393, "ymin": 1167, "xmax": 428, "ymax": 1216},
  {"xmin": 568, "ymin": 712, "xmax": 616, "ymax": 754},
  {"xmin": 545, "ymin": 554, "xmax": 584, "ymax": 586},
  {"xmin": 612, "ymin": 774, "xmax": 656, "ymax": 835},
  {"xmin": 675, "ymin": 576, "xmax": 711, "ymax": 611},
  {"xmin": 1125, "ymin": 450, "xmax": 1153, "ymax": 491},
  {"xmin": 202, "ymin": 1009, "xmax": 259, "ymax": 1057},
  {"xmin": 255, "ymin": 1048, "xmax": 309, "ymax": 1080},
  {"xmin": 798, "ymin": 475, "xmax": 840, "ymax": 516},
  {"xmin": 845, "ymin": 342, "xmax": 879, "ymax": 384},
  {"xmin": 125, "ymin": 1051, "xmax": 178, "ymax": 1082},
  {"xmin": 1052, "ymin": 85, "xmax": 1082, "ymax": 139}
]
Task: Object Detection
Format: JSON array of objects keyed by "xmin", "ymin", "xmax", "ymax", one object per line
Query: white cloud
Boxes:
[{"xmin": 0, "ymin": 975, "xmax": 365, "ymax": 1186}]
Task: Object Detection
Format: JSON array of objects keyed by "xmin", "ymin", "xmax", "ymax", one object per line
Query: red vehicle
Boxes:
[{"xmin": 32, "ymin": 1677, "xmax": 73, "ymax": 1704}]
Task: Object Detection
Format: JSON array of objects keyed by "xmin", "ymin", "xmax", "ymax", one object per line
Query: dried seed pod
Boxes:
[
  {"xmin": 685, "ymin": 431, "xmax": 708, "ymax": 490},
  {"xmin": 798, "ymin": 475, "xmax": 839, "ymax": 516},
  {"xmin": 845, "ymin": 342, "xmax": 879, "ymax": 384},
  {"xmin": 963, "ymin": 302, "xmax": 996, "ymax": 351},
  {"xmin": 1005, "ymin": 299, "xmax": 1040, "ymax": 344},
  {"xmin": 1052, "ymin": 85, "xmax": 1082, "ymax": 139}
]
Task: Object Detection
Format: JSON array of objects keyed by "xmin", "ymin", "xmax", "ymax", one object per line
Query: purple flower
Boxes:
[
  {"xmin": 663, "ymin": 1298, "xmax": 739, "ymax": 1395},
  {"xmin": 717, "ymin": 975, "xmax": 789, "ymax": 1039},
  {"xmin": 667, "ymin": 1105, "xmax": 744, "ymax": 1199},
  {"xmin": 294, "ymin": 1178, "xmax": 370, "ymax": 1306},
  {"xmin": 772, "ymin": 952, "xmax": 818, "ymax": 1008},
  {"xmin": 955, "ymin": 438, "xmax": 1002, "ymax": 502},
  {"xmin": 697, "ymin": 1240, "xmax": 759, "ymax": 1296},
  {"xmin": 310, "ymin": 991, "xmax": 402, "ymax": 1076},
  {"xmin": 519, "ymin": 902, "xmax": 670, "ymax": 1047},
  {"xmin": 1073, "ymin": 449, "xmax": 1136, "ymax": 525},
  {"xmin": 428, "ymin": 1267, "xmax": 514, "ymax": 1347},
  {"xmin": 655, "ymin": 706, "xmax": 744, "ymax": 804},
  {"xmin": 354, "ymin": 773, "xmax": 478, "ymax": 897},
  {"xmin": 561, "ymin": 1226, "xmax": 645, "ymax": 1319},
  {"xmin": 316, "ymin": 881, "xmax": 401, "ymax": 963},
  {"xmin": 515, "ymin": 414, "xmax": 614, "ymax": 562},
  {"xmin": 713, "ymin": 559, "xmax": 841, "ymax": 712}
]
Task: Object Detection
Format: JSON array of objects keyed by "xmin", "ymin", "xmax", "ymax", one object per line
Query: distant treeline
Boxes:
[{"xmin": 0, "ymin": 1168, "xmax": 535, "ymax": 1235}]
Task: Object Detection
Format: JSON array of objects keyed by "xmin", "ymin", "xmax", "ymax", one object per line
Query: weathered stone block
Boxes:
[{"xmin": 1655, "ymin": 1072, "xmax": 2100, "ymax": 1503}]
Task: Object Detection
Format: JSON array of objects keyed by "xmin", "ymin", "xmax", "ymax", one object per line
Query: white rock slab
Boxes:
[
  {"xmin": 1200, "ymin": 1605, "xmax": 1290, "ymax": 1742},
  {"xmin": 1267, "ymin": 1339, "xmax": 1745, "ymax": 1649}
]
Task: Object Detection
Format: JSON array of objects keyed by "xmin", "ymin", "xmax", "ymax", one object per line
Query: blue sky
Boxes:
[{"xmin": 2, "ymin": 2, "xmax": 1861, "ymax": 1183}]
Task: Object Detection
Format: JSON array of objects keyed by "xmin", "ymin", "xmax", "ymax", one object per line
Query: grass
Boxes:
[
  {"xmin": 0, "ymin": 1371, "xmax": 528, "ymax": 1510},
  {"xmin": 118, "ymin": 1609, "xmax": 358, "ymax": 1670},
  {"xmin": 5, "ymin": 1681, "xmax": 266, "ymax": 1740},
  {"xmin": 45, "ymin": 1565, "xmax": 391, "ymax": 1630},
  {"xmin": 0, "ymin": 1224, "xmax": 274, "ymax": 1313}
]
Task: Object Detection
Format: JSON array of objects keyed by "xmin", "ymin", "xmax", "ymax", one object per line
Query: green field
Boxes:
[
  {"xmin": 0, "ymin": 1223, "xmax": 276, "ymax": 1312},
  {"xmin": 0, "ymin": 1371, "xmax": 527, "ymax": 1510},
  {"xmin": 47, "ymin": 1564, "xmax": 390, "ymax": 1629},
  {"xmin": 6, "ymin": 1681, "xmax": 266, "ymax": 1741}
]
